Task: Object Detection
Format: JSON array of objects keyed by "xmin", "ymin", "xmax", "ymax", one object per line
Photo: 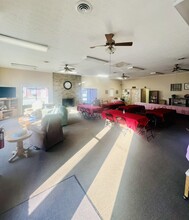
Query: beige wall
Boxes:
[
  {"xmin": 0, "ymin": 67, "xmax": 53, "ymax": 114},
  {"xmin": 122, "ymin": 72, "xmax": 189, "ymax": 103},
  {"xmin": 81, "ymin": 76, "xmax": 122, "ymax": 102},
  {"xmin": 0, "ymin": 67, "xmax": 188, "ymax": 113}
]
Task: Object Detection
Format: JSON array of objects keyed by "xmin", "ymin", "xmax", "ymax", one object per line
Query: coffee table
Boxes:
[{"xmin": 5, "ymin": 130, "xmax": 32, "ymax": 162}]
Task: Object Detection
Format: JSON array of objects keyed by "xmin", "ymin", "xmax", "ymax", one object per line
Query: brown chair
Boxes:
[{"xmin": 28, "ymin": 114, "xmax": 63, "ymax": 151}]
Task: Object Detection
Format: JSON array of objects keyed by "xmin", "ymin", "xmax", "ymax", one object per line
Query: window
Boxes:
[
  {"xmin": 82, "ymin": 88, "xmax": 97, "ymax": 104},
  {"xmin": 22, "ymin": 87, "xmax": 49, "ymax": 107}
]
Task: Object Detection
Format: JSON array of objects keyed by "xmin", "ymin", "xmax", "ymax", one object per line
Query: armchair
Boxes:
[
  {"xmin": 29, "ymin": 114, "xmax": 63, "ymax": 151},
  {"xmin": 50, "ymin": 105, "xmax": 68, "ymax": 126}
]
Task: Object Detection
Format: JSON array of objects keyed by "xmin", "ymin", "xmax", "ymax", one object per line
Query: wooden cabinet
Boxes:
[
  {"xmin": 149, "ymin": 91, "xmax": 159, "ymax": 104},
  {"xmin": 141, "ymin": 88, "xmax": 149, "ymax": 103},
  {"xmin": 0, "ymin": 98, "xmax": 18, "ymax": 120},
  {"xmin": 169, "ymin": 98, "xmax": 189, "ymax": 107}
]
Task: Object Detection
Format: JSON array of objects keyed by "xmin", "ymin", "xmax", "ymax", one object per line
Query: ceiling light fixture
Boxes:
[
  {"xmin": 85, "ymin": 56, "xmax": 109, "ymax": 63},
  {"xmin": 97, "ymin": 74, "xmax": 109, "ymax": 78},
  {"xmin": 127, "ymin": 65, "xmax": 144, "ymax": 71},
  {"xmin": 106, "ymin": 46, "xmax": 116, "ymax": 54},
  {"xmin": 0, "ymin": 34, "xmax": 48, "ymax": 52},
  {"xmin": 11, "ymin": 63, "xmax": 37, "ymax": 70}
]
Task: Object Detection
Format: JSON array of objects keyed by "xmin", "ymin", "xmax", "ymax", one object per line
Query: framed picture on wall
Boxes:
[
  {"xmin": 184, "ymin": 83, "xmax": 189, "ymax": 90},
  {"xmin": 170, "ymin": 83, "xmax": 182, "ymax": 91}
]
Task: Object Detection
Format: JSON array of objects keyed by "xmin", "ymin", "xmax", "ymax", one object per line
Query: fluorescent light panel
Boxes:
[
  {"xmin": 11, "ymin": 63, "xmax": 37, "ymax": 70},
  {"xmin": 86, "ymin": 56, "xmax": 109, "ymax": 63},
  {"xmin": 97, "ymin": 74, "xmax": 109, "ymax": 78},
  {"xmin": 0, "ymin": 34, "xmax": 48, "ymax": 52}
]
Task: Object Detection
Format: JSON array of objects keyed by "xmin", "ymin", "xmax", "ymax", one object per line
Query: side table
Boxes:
[{"xmin": 5, "ymin": 130, "xmax": 32, "ymax": 162}]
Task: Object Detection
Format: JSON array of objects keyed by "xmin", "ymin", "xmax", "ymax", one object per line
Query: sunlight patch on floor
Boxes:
[
  {"xmin": 29, "ymin": 125, "xmax": 111, "ymax": 215},
  {"xmin": 86, "ymin": 130, "xmax": 134, "ymax": 220}
]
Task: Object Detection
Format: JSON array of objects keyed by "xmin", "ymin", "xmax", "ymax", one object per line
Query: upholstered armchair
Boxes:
[
  {"xmin": 50, "ymin": 105, "xmax": 68, "ymax": 126},
  {"xmin": 28, "ymin": 114, "xmax": 63, "ymax": 151}
]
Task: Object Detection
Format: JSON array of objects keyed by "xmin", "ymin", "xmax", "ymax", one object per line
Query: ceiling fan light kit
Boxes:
[
  {"xmin": 106, "ymin": 46, "xmax": 116, "ymax": 54},
  {"xmin": 0, "ymin": 34, "xmax": 48, "ymax": 52}
]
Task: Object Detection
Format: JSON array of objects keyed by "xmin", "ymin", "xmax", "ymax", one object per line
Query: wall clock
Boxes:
[{"xmin": 63, "ymin": 81, "xmax": 72, "ymax": 90}]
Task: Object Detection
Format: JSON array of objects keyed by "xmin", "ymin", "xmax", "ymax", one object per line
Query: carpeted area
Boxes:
[
  {"xmin": 0, "ymin": 109, "xmax": 189, "ymax": 220},
  {"xmin": 0, "ymin": 175, "xmax": 101, "ymax": 220}
]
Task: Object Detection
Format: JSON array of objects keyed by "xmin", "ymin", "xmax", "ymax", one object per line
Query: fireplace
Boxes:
[{"xmin": 62, "ymin": 98, "xmax": 74, "ymax": 107}]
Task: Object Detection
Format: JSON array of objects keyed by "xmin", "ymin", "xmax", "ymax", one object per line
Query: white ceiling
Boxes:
[{"xmin": 0, "ymin": 0, "xmax": 189, "ymax": 80}]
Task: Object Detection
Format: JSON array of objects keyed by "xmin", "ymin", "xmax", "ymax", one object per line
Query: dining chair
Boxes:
[
  {"xmin": 104, "ymin": 112, "xmax": 115, "ymax": 127},
  {"xmin": 137, "ymin": 119, "xmax": 154, "ymax": 141},
  {"xmin": 116, "ymin": 116, "xmax": 129, "ymax": 135}
]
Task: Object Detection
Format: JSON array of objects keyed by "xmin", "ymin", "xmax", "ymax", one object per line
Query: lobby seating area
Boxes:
[{"xmin": 28, "ymin": 114, "xmax": 64, "ymax": 151}]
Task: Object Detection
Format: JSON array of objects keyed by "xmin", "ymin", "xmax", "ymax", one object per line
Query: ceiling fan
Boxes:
[
  {"xmin": 121, "ymin": 73, "xmax": 130, "ymax": 80},
  {"xmin": 63, "ymin": 64, "xmax": 75, "ymax": 72},
  {"xmin": 172, "ymin": 64, "xmax": 189, "ymax": 72},
  {"xmin": 90, "ymin": 33, "xmax": 133, "ymax": 53}
]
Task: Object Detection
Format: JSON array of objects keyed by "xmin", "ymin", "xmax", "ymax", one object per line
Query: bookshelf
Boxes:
[{"xmin": 0, "ymin": 98, "xmax": 18, "ymax": 120}]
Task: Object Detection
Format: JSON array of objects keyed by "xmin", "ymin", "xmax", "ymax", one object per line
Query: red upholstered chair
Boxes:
[
  {"xmin": 137, "ymin": 119, "xmax": 154, "ymax": 141},
  {"xmin": 116, "ymin": 116, "xmax": 129, "ymax": 135},
  {"xmin": 104, "ymin": 112, "xmax": 115, "ymax": 127}
]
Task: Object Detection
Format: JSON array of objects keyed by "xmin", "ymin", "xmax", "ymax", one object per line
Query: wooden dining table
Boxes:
[{"xmin": 101, "ymin": 109, "xmax": 149, "ymax": 131}]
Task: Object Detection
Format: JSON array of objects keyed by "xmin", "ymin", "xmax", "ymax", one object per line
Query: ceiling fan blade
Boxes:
[
  {"xmin": 105, "ymin": 33, "xmax": 114, "ymax": 44},
  {"xmin": 179, "ymin": 68, "xmax": 189, "ymax": 71},
  {"xmin": 114, "ymin": 42, "xmax": 133, "ymax": 46},
  {"xmin": 90, "ymin": 44, "xmax": 106, "ymax": 48}
]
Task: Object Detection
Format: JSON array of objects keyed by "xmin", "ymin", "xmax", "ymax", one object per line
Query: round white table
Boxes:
[{"xmin": 5, "ymin": 130, "xmax": 32, "ymax": 162}]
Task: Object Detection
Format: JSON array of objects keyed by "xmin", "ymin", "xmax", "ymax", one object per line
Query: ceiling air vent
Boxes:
[{"xmin": 76, "ymin": 1, "xmax": 93, "ymax": 14}]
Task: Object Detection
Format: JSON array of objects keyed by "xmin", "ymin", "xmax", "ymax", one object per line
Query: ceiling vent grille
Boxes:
[{"xmin": 76, "ymin": 1, "xmax": 93, "ymax": 14}]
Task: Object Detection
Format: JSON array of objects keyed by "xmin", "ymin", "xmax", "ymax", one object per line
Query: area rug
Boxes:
[{"xmin": 1, "ymin": 176, "xmax": 101, "ymax": 220}]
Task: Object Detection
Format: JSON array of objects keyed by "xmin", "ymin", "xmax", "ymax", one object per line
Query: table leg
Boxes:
[
  {"xmin": 9, "ymin": 140, "xmax": 29, "ymax": 162},
  {"xmin": 183, "ymin": 175, "xmax": 189, "ymax": 199}
]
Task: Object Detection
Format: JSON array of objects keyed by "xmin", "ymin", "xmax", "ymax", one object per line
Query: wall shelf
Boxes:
[
  {"xmin": 169, "ymin": 98, "xmax": 189, "ymax": 107},
  {"xmin": 149, "ymin": 91, "xmax": 159, "ymax": 104},
  {"xmin": 0, "ymin": 98, "xmax": 18, "ymax": 120}
]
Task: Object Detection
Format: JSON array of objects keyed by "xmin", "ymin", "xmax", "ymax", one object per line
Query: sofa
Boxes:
[{"xmin": 29, "ymin": 114, "xmax": 63, "ymax": 151}]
